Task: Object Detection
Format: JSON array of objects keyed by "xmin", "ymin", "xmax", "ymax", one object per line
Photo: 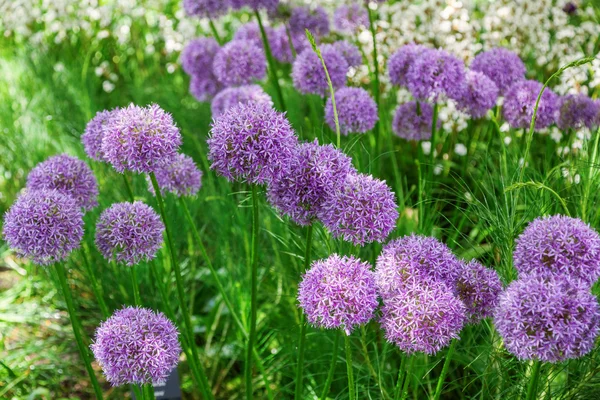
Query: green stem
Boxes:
[
  {"xmin": 55, "ymin": 263, "xmax": 103, "ymax": 399},
  {"xmin": 582, "ymin": 126, "xmax": 600, "ymax": 222},
  {"xmin": 208, "ymin": 19, "xmax": 222, "ymax": 45},
  {"xmin": 428, "ymin": 102, "xmax": 439, "ymax": 188},
  {"xmin": 122, "ymin": 173, "xmax": 135, "ymax": 202},
  {"xmin": 245, "ymin": 185, "xmax": 260, "ymax": 400},
  {"xmin": 255, "ymin": 10, "xmax": 286, "ymax": 111},
  {"xmin": 433, "ymin": 339, "xmax": 457, "ymax": 400},
  {"xmin": 149, "ymin": 173, "xmax": 213, "ymax": 400},
  {"xmin": 366, "ymin": 4, "xmax": 383, "ymax": 160},
  {"xmin": 144, "ymin": 384, "xmax": 155, "ymax": 400},
  {"xmin": 398, "ymin": 357, "xmax": 413, "ymax": 400},
  {"xmin": 394, "ymin": 356, "xmax": 407, "ymax": 400},
  {"xmin": 80, "ymin": 246, "xmax": 109, "ymax": 318},
  {"xmin": 525, "ymin": 361, "xmax": 542, "ymax": 400},
  {"xmin": 344, "ymin": 334, "xmax": 355, "ymax": 400},
  {"xmin": 294, "ymin": 225, "xmax": 313, "ymax": 400},
  {"xmin": 320, "ymin": 331, "xmax": 340, "ymax": 400},
  {"xmin": 130, "ymin": 265, "xmax": 141, "ymax": 306}
]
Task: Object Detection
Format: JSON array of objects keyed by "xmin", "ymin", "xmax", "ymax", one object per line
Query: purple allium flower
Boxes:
[
  {"xmin": 494, "ymin": 274, "xmax": 600, "ymax": 362},
  {"xmin": 471, "ymin": 48, "xmax": 526, "ymax": 95},
  {"xmin": 207, "ymin": 102, "xmax": 298, "ymax": 184},
  {"xmin": 82, "ymin": 109, "xmax": 117, "ymax": 161},
  {"xmin": 233, "ymin": 22, "xmax": 268, "ymax": 49},
  {"xmin": 455, "ymin": 260, "xmax": 503, "ymax": 323},
  {"xmin": 324, "ymin": 87, "xmax": 378, "ymax": 135},
  {"xmin": 102, "ymin": 104, "xmax": 182, "ymax": 174},
  {"xmin": 189, "ymin": 75, "xmax": 222, "ymax": 102},
  {"xmin": 503, "ymin": 80, "xmax": 560, "ymax": 130},
  {"xmin": 292, "ymin": 47, "xmax": 348, "ymax": 95},
  {"xmin": 181, "ymin": 37, "xmax": 220, "ymax": 78},
  {"xmin": 230, "ymin": 0, "xmax": 278, "ymax": 11},
  {"xmin": 330, "ymin": 41, "xmax": 362, "ymax": 67},
  {"xmin": 211, "ymin": 84, "xmax": 273, "ymax": 118},
  {"xmin": 289, "ymin": 5, "xmax": 330, "ymax": 37},
  {"xmin": 267, "ymin": 140, "xmax": 356, "ymax": 225},
  {"xmin": 333, "ymin": 4, "xmax": 368, "ymax": 33},
  {"xmin": 91, "ymin": 307, "xmax": 181, "ymax": 386},
  {"xmin": 388, "ymin": 43, "xmax": 427, "ymax": 88},
  {"xmin": 391, "ymin": 101, "xmax": 436, "ymax": 141},
  {"xmin": 269, "ymin": 25, "xmax": 294, "ymax": 63},
  {"xmin": 212, "ymin": 40, "xmax": 266, "ymax": 87},
  {"xmin": 3, "ymin": 189, "xmax": 83, "ymax": 266},
  {"xmin": 318, "ymin": 173, "xmax": 398, "ymax": 246},
  {"xmin": 147, "ymin": 154, "xmax": 203, "ymax": 197},
  {"xmin": 26, "ymin": 154, "xmax": 98, "ymax": 211},
  {"xmin": 557, "ymin": 94, "xmax": 599, "ymax": 131},
  {"xmin": 406, "ymin": 48, "xmax": 467, "ymax": 101},
  {"xmin": 95, "ymin": 201, "xmax": 165, "ymax": 266},
  {"xmin": 298, "ymin": 254, "xmax": 378, "ymax": 335},
  {"xmin": 183, "ymin": 0, "xmax": 228, "ymax": 18},
  {"xmin": 513, "ymin": 215, "xmax": 600, "ymax": 286},
  {"xmin": 457, "ymin": 70, "xmax": 499, "ymax": 119},
  {"xmin": 563, "ymin": 2, "xmax": 578, "ymax": 15},
  {"xmin": 375, "ymin": 234, "xmax": 463, "ymax": 299},
  {"xmin": 380, "ymin": 276, "xmax": 466, "ymax": 355}
]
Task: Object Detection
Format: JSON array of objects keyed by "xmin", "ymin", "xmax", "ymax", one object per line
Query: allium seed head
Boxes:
[
  {"xmin": 91, "ymin": 307, "xmax": 181, "ymax": 386},
  {"xmin": 325, "ymin": 87, "xmax": 378, "ymax": 135},
  {"xmin": 298, "ymin": 254, "xmax": 378, "ymax": 335},
  {"xmin": 3, "ymin": 189, "xmax": 84, "ymax": 266},
  {"xmin": 503, "ymin": 80, "xmax": 559, "ymax": 130},
  {"xmin": 212, "ymin": 40, "xmax": 266, "ymax": 87},
  {"xmin": 333, "ymin": 4, "xmax": 368, "ymax": 33},
  {"xmin": 183, "ymin": 0, "xmax": 228, "ymax": 18},
  {"xmin": 457, "ymin": 70, "xmax": 499, "ymax": 119},
  {"xmin": 147, "ymin": 154, "xmax": 203, "ymax": 197},
  {"xmin": 95, "ymin": 201, "xmax": 165, "ymax": 266},
  {"xmin": 329, "ymin": 41, "xmax": 362, "ymax": 67},
  {"xmin": 82, "ymin": 109, "xmax": 117, "ymax": 161},
  {"xmin": 406, "ymin": 48, "xmax": 467, "ymax": 101},
  {"xmin": 210, "ymin": 85, "xmax": 273, "ymax": 118},
  {"xmin": 181, "ymin": 37, "xmax": 220, "ymax": 77},
  {"xmin": 557, "ymin": 94, "xmax": 599, "ymax": 131},
  {"xmin": 471, "ymin": 48, "xmax": 526, "ymax": 95},
  {"xmin": 289, "ymin": 5, "xmax": 330, "ymax": 37},
  {"xmin": 388, "ymin": 43, "xmax": 427, "ymax": 88},
  {"xmin": 392, "ymin": 101, "xmax": 437, "ymax": 141},
  {"xmin": 455, "ymin": 260, "xmax": 503, "ymax": 323},
  {"xmin": 292, "ymin": 47, "xmax": 348, "ymax": 95}
]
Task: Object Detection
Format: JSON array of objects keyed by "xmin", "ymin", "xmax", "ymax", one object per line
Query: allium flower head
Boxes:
[
  {"xmin": 181, "ymin": 37, "xmax": 220, "ymax": 77},
  {"xmin": 230, "ymin": 0, "xmax": 278, "ymax": 11},
  {"xmin": 189, "ymin": 75, "xmax": 222, "ymax": 102},
  {"xmin": 147, "ymin": 154, "xmax": 203, "ymax": 197},
  {"xmin": 325, "ymin": 87, "xmax": 378, "ymax": 135},
  {"xmin": 212, "ymin": 40, "xmax": 266, "ymax": 87},
  {"xmin": 392, "ymin": 101, "xmax": 437, "ymax": 141},
  {"xmin": 82, "ymin": 109, "xmax": 117, "ymax": 161},
  {"xmin": 333, "ymin": 4, "xmax": 368, "ymax": 33},
  {"xmin": 3, "ymin": 189, "xmax": 83, "ymax": 265},
  {"xmin": 380, "ymin": 276, "xmax": 466, "ymax": 355},
  {"xmin": 102, "ymin": 104, "xmax": 182, "ymax": 174},
  {"xmin": 494, "ymin": 274, "xmax": 600, "ymax": 362},
  {"xmin": 267, "ymin": 140, "xmax": 356, "ymax": 225},
  {"xmin": 388, "ymin": 43, "xmax": 427, "ymax": 87},
  {"xmin": 471, "ymin": 48, "xmax": 526, "ymax": 94},
  {"xmin": 503, "ymin": 80, "xmax": 559, "ymax": 130},
  {"xmin": 513, "ymin": 215, "xmax": 600, "ymax": 286},
  {"xmin": 211, "ymin": 84, "xmax": 272, "ymax": 118},
  {"xmin": 207, "ymin": 102, "xmax": 298, "ymax": 184},
  {"xmin": 455, "ymin": 260, "xmax": 503, "ymax": 323},
  {"xmin": 233, "ymin": 22, "xmax": 268, "ymax": 49},
  {"xmin": 457, "ymin": 70, "xmax": 499, "ymax": 118},
  {"xmin": 289, "ymin": 5, "xmax": 330, "ymax": 37},
  {"xmin": 298, "ymin": 254, "xmax": 378, "ymax": 335},
  {"xmin": 318, "ymin": 173, "xmax": 398, "ymax": 246},
  {"xmin": 557, "ymin": 94, "xmax": 599, "ymax": 131},
  {"xmin": 91, "ymin": 307, "xmax": 181, "ymax": 386},
  {"xmin": 183, "ymin": 0, "xmax": 228, "ymax": 18},
  {"xmin": 26, "ymin": 154, "xmax": 99, "ymax": 211},
  {"xmin": 406, "ymin": 48, "xmax": 467, "ymax": 101},
  {"xmin": 269, "ymin": 25, "xmax": 294, "ymax": 63},
  {"xmin": 375, "ymin": 234, "xmax": 463, "ymax": 299},
  {"xmin": 330, "ymin": 41, "xmax": 362, "ymax": 67},
  {"xmin": 95, "ymin": 201, "xmax": 165, "ymax": 266},
  {"xmin": 292, "ymin": 47, "xmax": 348, "ymax": 95}
]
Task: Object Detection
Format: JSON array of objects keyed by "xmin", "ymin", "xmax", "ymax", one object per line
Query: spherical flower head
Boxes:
[
  {"xmin": 233, "ymin": 22, "xmax": 268, "ymax": 49},
  {"xmin": 455, "ymin": 260, "xmax": 503, "ymax": 323},
  {"xmin": 82, "ymin": 109, "xmax": 117, "ymax": 161},
  {"xmin": 230, "ymin": 0, "xmax": 278, "ymax": 11},
  {"xmin": 95, "ymin": 201, "xmax": 165, "ymax": 266},
  {"xmin": 26, "ymin": 154, "xmax": 99, "ymax": 211},
  {"xmin": 212, "ymin": 40, "xmax": 266, "ymax": 87},
  {"xmin": 406, "ymin": 48, "xmax": 467, "ymax": 101},
  {"xmin": 3, "ymin": 189, "xmax": 83, "ymax": 266},
  {"xmin": 557, "ymin": 94, "xmax": 599, "ymax": 131},
  {"xmin": 375, "ymin": 234, "xmax": 463, "ymax": 299},
  {"xmin": 330, "ymin": 41, "xmax": 362, "ymax": 67},
  {"xmin": 91, "ymin": 307, "xmax": 181, "ymax": 386},
  {"xmin": 292, "ymin": 47, "xmax": 348, "ymax": 95},
  {"xmin": 503, "ymin": 80, "xmax": 559, "ymax": 130},
  {"xmin": 183, "ymin": 0, "xmax": 228, "ymax": 18},
  {"xmin": 471, "ymin": 48, "xmax": 526, "ymax": 95},
  {"xmin": 269, "ymin": 25, "xmax": 294, "ymax": 63},
  {"xmin": 298, "ymin": 254, "xmax": 378, "ymax": 335},
  {"xmin": 325, "ymin": 87, "xmax": 378, "ymax": 135},
  {"xmin": 333, "ymin": 4, "xmax": 368, "ymax": 33},
  {"xmin": 102, "ymin": 104, "xmax": 182, "ymax": 174},
  {"xmin": 267, "ymin": 140, "xmax": 356, "ymax": 225},
  {"xmin": 457, "ymin": 70, "xmax": 499, "ymax": 119},
  {"xmin": 207, "ymin": 102, "xmax": 298, "ymax": 184},
  {"xmin": 147, "ymin": 154, "xmax": 203, "ymax": 197},
  {"xmin": 289, "ymin": 5, "xmax": 330, "ymax": 37},
  {"xmin": 494, "ymin": 274, "xmax": 600, "ymax": 362},
  {"xmin": 392, "ymin": 101, "xmax": 437, "ymax": 141},
  {"xmin": 380, "ymin": 276, "xmax": 466, "ymax": 355},
  {"xmin": 211, "ymin": 85, "xmax": 273, "ymax": 118},
  {"xmin": 513, "ymin": 215, "xmax": 600, "ymax": 286},
  {"xmin": 189, "ymin": 75, "xmax": 221, "ymax": 103},
  {"xmin": 318, "ymin": 173, "xmax": 398, "ymax": 246},
  {"xmin": 181, "ymin": 37, "xmax": 220, "ymax": 77},
  {"xmin": 388, "ymin": 43, "xmax": 427, "ymax": 88}
]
